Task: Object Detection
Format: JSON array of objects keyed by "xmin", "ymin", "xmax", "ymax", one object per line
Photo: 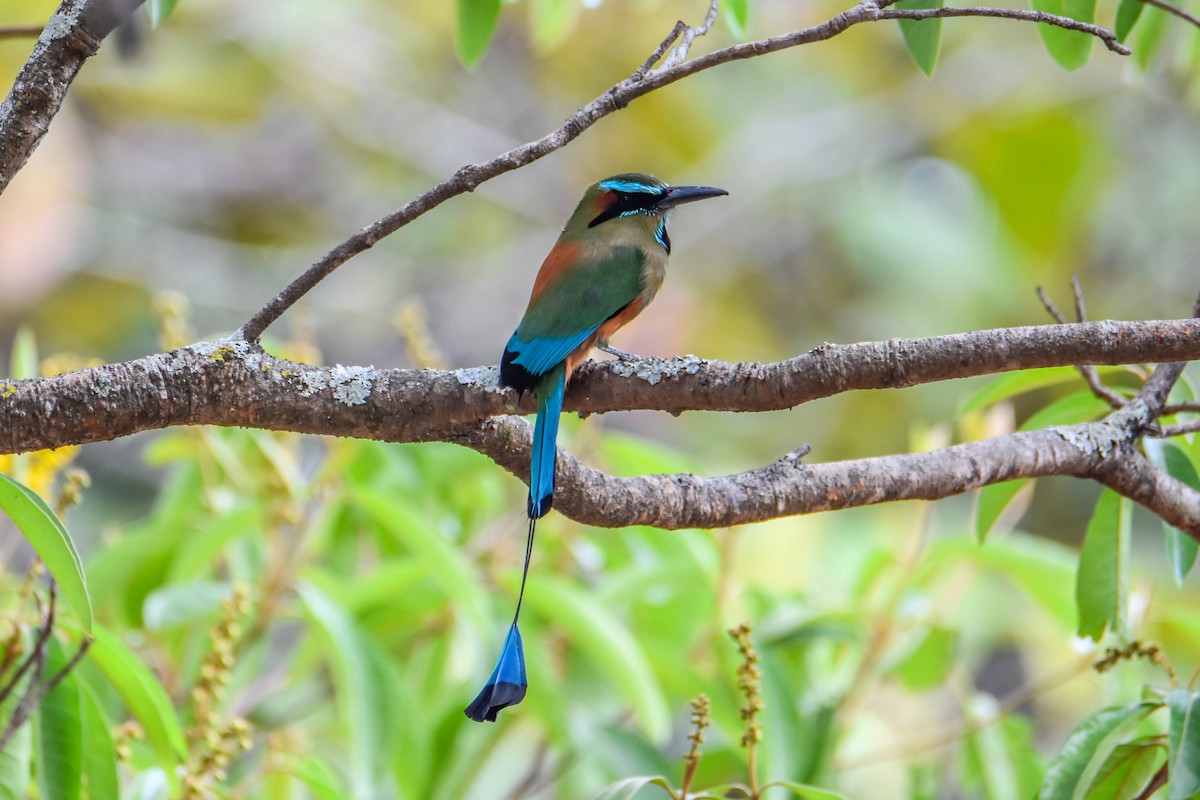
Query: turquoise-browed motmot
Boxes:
[{"xmin": 465, "ymin": 173, "xmax": 727, "ymax": 722}]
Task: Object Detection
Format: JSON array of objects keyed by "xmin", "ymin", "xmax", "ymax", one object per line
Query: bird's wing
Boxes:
[{"xmin": 504, "ymin": 246, "xmax": 644, "ymax": 378}]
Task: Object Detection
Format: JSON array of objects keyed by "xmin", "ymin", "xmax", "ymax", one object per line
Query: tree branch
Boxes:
[
  {"xmin": 3, "ymin": 318, "xmax": 1199, "ymax": 535},
  {"xmin": 0, "ymin": 0, "xmax": 146, "ymax": 195},
  {"xmin": 1139, "ymin": 0, "xmax": 1200, "ymax": 30},
  {"xmin": 4, "ymin": 319, "xmax": 1199, "ymax": 455},
  {"xmin": 238, "ymin": 0, "xmax": 1130, "ymax": 342}
]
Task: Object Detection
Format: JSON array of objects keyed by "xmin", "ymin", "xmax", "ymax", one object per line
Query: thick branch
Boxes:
[
  {"xmin": 5, "ymin": 319, "xmax": 1195, "ymax": 534},
  {"xmin": 0, "ymin": 0, "xmax": 145, "ymax": 195},
  {"xmin": 466, "ymin": 417, "xmax": 1200, "ymax": 536},
  {"xmin": 3, "ymin": 319, "xmax": 1199, "ymax": 456},
  {"xmin": 239, "ymin": 1, "xmax": 1128, "ymax": 341}
]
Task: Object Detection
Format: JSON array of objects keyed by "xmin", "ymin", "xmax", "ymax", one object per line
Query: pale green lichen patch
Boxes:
[
  {"xmin": 330, "ymin": 365, "xmax": 374, "ymax": 406},
  {"xmin": 43, "ymin": 5, "xmax": 80, "ymax": 40},
  {"xmin": 1053, "ymin": 423, "xmax": 1121, "ymax": 457},
  {"xmin": 192, "ymin": 337, "xmax": 252, "ymax": 364},
  {"xmin": 91, "ymin": 372, "xmax": 114, "ymax": 398},
  {"xmin": 454, "ymin": 366, "xmax": 506, "ymax": 393},
  {"xmin": 299, "ymin": 371, "xmax": 327, "ymax": 398},
  {"xmin": 0, "ymin": 381, "xmax": 16, "ymax": 399},
  {"xmin": 608, "ymin": 354, "xmax": 705, "ymax": 385}
]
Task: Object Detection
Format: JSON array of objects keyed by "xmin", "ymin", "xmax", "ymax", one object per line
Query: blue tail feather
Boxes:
[
  {"xmin": 464, "ymin": 622, "xmax": 527, "ymax": 722},
  {"xmin": 466, "ymin": 366, "xmax": 563, "ymax": 723},
  {"xmin": 528, "ymin": 367, "xmax": 565, "ymax": 519}
]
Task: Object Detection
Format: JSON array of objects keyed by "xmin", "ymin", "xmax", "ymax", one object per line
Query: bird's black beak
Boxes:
[{"xmin": 657, "ymin": 184, "xmax": 728, "ymax": 210}]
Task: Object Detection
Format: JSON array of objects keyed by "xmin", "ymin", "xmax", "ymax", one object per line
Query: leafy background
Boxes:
[{"xmin": 2, "ymin": 0, "xmax": 1200, "ymax": 797}]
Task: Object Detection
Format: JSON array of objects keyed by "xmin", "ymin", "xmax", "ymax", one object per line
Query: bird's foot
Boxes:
[{"xmin": 599, "ymin": 344, "xmax": 640, "ymax": 362}]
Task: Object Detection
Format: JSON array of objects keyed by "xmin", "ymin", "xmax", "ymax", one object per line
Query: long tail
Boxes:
[
  {"xmin": 528, "ymin": 366, "xmax": 565, "ymax": 519},
  {"xmin": 464, "ymin": 368, "xmax": 564, "ymax": 722}
]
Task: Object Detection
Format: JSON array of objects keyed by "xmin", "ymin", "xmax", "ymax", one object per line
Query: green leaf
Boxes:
[
  {"xmin": 1114, "ymin": 0, "xmax": 1144, "ymax": 41},
  {"xmin": 1020, "ymin": 390, "xmax": 1113, "ymax": 430},
  {"xmin": 527, "ymin": 574, "xmax": 670, "ymax": 742},
  {"xmin": 34, "ymin": 638, "xmax": 84, "ymax": 800},
  {"xmin": 964, "ymin": 706, "xmax": 1021, "ymax": 800},
  {"xmin": 298, "ymin": 582, "xmax": 393, "ymax": 800},
  {"xmin": 1030, "ymin": 0, "xmax": 1095, "ymax": 70},
  {"xmin": 723, "ymin": 0, "xmax": 750, "ymax": 39},
  {"xmin": 0, "ymin": 474, "xmax": 92, "ymax": 633},
  {"xmin": 975, "ymin": 479, "xmax": 1032, "ymax": 542},
  {"xmin": 979, "ymin": 535, "xmax": 1077, "ymax": 629},
  {"xmin": 279, "ymin": 755, "xmax": 350, "ymax": 800},
  {"xmin": 961, "ymin": 367, "xmax": 1121, "ymax": 414},
  {"xmin": 893, "ymin": 626, "xmax": 957, "ymax": 690},
  {"xmin": 764, "ymin": 782, "xmax": 852, "ymax": 799},
  {"xmin": 1168, "ymin": 689, "xmax": 1200, "ymax": 800},
  {"xmin": 1158, "ymin": 443, "xmax": 1200, "ymax": 586},
  {"xmin": 0, "ymin": 718, "xmax": 31, "ymax": 800},
  {"xmin": 591, "ymin": 775, "xmax": 676, "ymax": 800},
  {"xmin": 895, "ymin": 0, "xmax": 944, "ymax": 77},
  {"xmin": 147, "ymin": 0, "xmax": 180, "ymax": 26},
  {"xmin": 457, "ymin": 0, "xmax": 501, "ymax": 67},
  {"xmin": 1133, "ymin": 4, "xmax": 1167, "ymax": 69},
  {"xmin": 79, "ymin": 685, "xmax": 119, "ymax": 800},
  {"xmin": 1088, "ymin": 740, "xmax": 1164, "ymax": 800},
  {"xmin": 84, "ymin": 625, "xmax": 187, "ymax": 767},
  {"xmin": 143, "ymin": 581, "xmax": 230, "ymax": 631},
  {"xmin": 8, "ymin": 325, "xmax": 37, "ymax": 380},
  {"xmin": 1038, "ymin": 701, "xmax": 1160, "ymax": 800},
  {"xmin": 1075, "ymin": 489, "xmax": 1130, "ymax": 641},
  {"xmin": 350, "ymin": 486, "xmax": 489, "ymax": 630}
]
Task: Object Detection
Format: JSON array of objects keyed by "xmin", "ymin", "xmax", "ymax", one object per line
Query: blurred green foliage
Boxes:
[{"xmin": 1, "ymin": 0, "xmax": 1200, "ymax": 796}]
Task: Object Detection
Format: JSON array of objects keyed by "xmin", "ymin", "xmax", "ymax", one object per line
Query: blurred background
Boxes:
[{"xmin": 2, "ymin": 0, "xmax": 1200, "ymax": 797}]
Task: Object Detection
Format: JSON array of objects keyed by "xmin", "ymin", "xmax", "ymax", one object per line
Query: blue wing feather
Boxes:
[{"xmin": 505, "ymin": 329, "xmax": 597, "ymax": 378}]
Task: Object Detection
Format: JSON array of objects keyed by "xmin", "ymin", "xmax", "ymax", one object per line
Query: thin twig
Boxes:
[
  {"xmin": 238, "ymin": 1, "xmax": 1129, "ymax": 341},
  {"xmin": 1150, "ymin": 419, "xmax": 1200, "ymax": 438},
  {"xmin": 1141, "ymin": 0, "xmax": 1200, "ymax": 29},
  {"xmin": 657, "ymin": 0, "xmax": 720, "ymax": 72},
  {"xmin": 1134, "ymin": 763, "xmax": 1170, "ymax": 800},
  {"xmin": 1036, "ymin": 283, "xmax": 1126, "ymax": 408},
  {"xmin": 0, "ymin": 26, "xmax": 43, "ymax": 40},
  {"xmin": 877, "ymin": 6, "xmax": 1131, "ymax": 53},
  {"xmin": 0, "ymin": 582, "xmax": 56, "ymax": 751},
  {"xmin": 1164, "ymin": 403, "xmax": 1200, "ymax": 415}
]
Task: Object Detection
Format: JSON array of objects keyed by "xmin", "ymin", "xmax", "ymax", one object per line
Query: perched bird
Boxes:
[{"xmin": 465, "ymin": 173, "xmax": 727, "ymax": 722}]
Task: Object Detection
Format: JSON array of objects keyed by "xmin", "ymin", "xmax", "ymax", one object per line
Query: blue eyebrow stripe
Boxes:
[{"xmin": 599, "ymin": 179, "xmax": 662, "ymax": 194}]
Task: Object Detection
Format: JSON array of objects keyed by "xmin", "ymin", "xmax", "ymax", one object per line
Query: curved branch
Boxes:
[
  {"xmin": 877, "ymin": 6, "xmax": 1132, "ymax": 53},
  {"xmin": 239, "ymin": 0, "xmax": 1129, "ymax": 341},
  {"xmin": 467, "ymin": 417, "xmax": 1200, "ymax": 536},
  {"xmin": 468, "ymin": 361, "xmax": 1200, "ymax": 537},
  {"xmin": 0, "ymin": 0, "xmax": 146, "ymax": 195}
]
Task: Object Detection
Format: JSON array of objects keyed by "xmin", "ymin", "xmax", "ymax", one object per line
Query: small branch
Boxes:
[
  {"xmin": 1037, "ymin": 281, "xmax": 1127, "ymax": 408},
  {"xmin": 1133, "ymin": 763, "xmax": 1169, "ymax": 800},
  {"xmin": 656, "ymin": 0, "xmax": 720, "ymax": 72},
  {"xmin": 0, "ymin": 582, "xmax": 56, "ymax": 752},
  {"xmin": 1163, "ymin": 402, "xmax": 1200, "ymax": 415},
  {"xmin": 0, "ymin": 0, "xmax": 146, "ymax": 195},
  {"xmin": 464, "ymin": 412, "xmax": 1200, "ymax": 536},
  {"xmin": 878, "ymin": 6, "xmax": 1131, "ymax": 54},
  {"xmin": 239, "ymin": 0, "xmax": 1129, "ymax": 341},
  {"xmin": 1150, "ymin": 420, "xmax": 1200, "ymax": 437},
  {"xmin": 0, "ymin": 26, "xmax": 44, "ymax": 40},
  {"xmin": 1140, "ymin": 0, "xmax": 1200, "ymax": 29}
]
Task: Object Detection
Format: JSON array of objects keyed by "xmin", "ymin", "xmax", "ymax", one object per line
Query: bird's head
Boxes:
[{"xmin": 564, "ymin": 173, "xmax": 727, "ymax": 253}]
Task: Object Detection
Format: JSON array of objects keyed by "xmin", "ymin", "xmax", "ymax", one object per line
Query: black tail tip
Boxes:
[
  {"xmin": 527, "ymin": 493, "xmax": 553, "ymax": 519},
  {"xmin": 464, "ymin": 681, "xmax": 528, "ymax": 723}
]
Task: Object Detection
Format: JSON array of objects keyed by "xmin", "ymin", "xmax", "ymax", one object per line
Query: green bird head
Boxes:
[{"xmin": 562, "ymin": 173, "xmax": 727, "ymax": 253}]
